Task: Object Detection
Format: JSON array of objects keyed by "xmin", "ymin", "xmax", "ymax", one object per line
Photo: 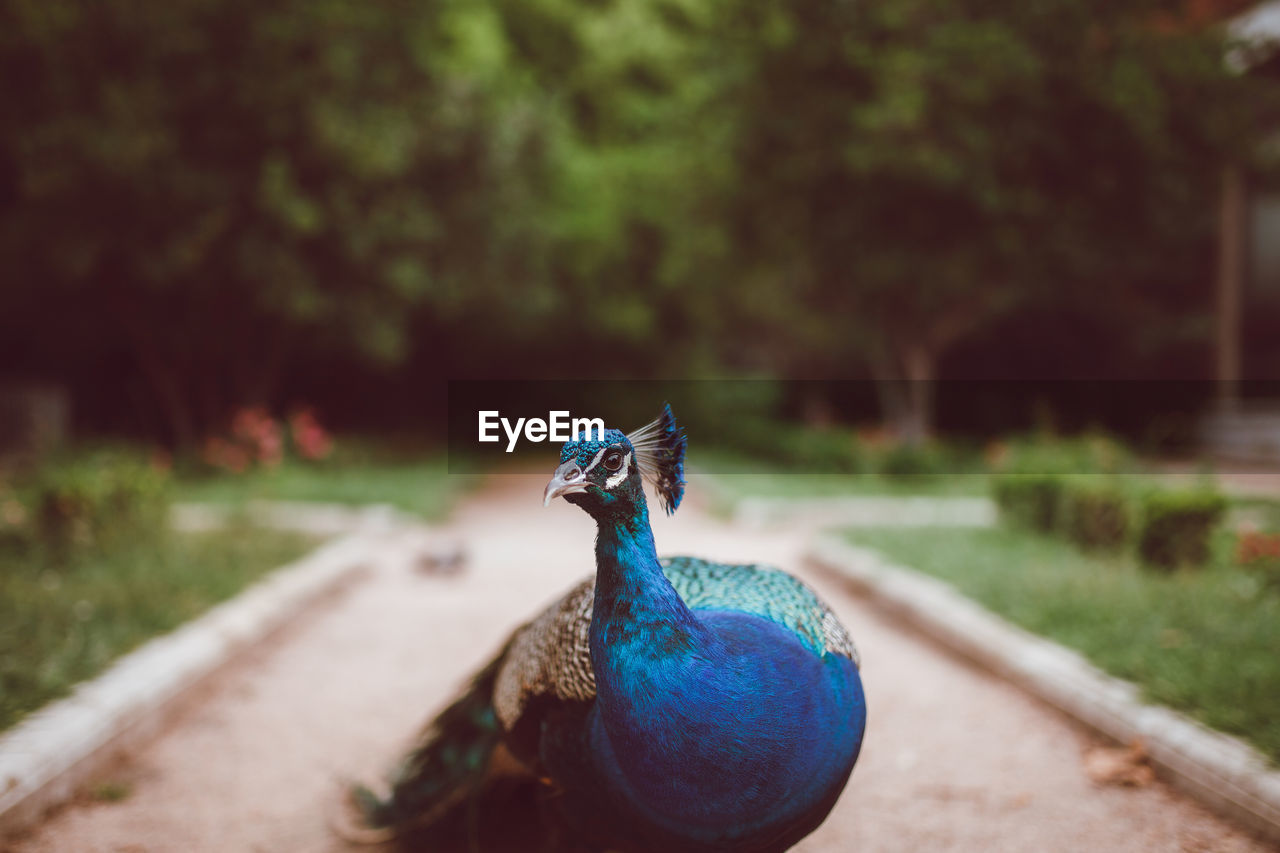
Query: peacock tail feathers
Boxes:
[{"xmin": 356, "ymin": 643, "xmax": 512, "ymax": 838}]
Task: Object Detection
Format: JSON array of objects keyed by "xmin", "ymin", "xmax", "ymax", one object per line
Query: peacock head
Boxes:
[{"xmin": 543, "ymin": 403, "xmax": 687, "ymax": 519}]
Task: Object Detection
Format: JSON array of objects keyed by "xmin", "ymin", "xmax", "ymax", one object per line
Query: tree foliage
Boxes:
[
  {"xmin": 0, "ymin": 0, "xmax": 1265, "ymax": 443},
  {"xmin": 1, "ymin": 0, "xmax": 551, "ymax": 441},
  {"xmin": 718, "ymin": 0, "xmax": 1258, "ymax": 437}
]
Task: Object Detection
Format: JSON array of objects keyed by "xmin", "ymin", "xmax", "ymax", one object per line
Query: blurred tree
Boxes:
[
  {"xmin": 0, "ymin": 0, "xmax": 551, "ymax": 445},
  {"xmin": 0, "ymin": 0, "xmax": 1269, "ymax": 445},
  {"xmin": 482, "ymin": 0, "xmax": 735, "ymax": 379},
  {"xmin": 719, "ymin": 0, "xmax": 1257, "ymax": 442}
]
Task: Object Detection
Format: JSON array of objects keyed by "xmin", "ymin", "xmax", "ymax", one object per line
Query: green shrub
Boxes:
[
  {"xmin": 877, "ymin": 443, "xmax": 948, "ymax": 480},
  {"xmin": 990, "ymin": 433, "xmax": 1136, "ymax": 539},
  {"xmin": 992, "ymin": 473, "xmax": 1065, "ymax": 533},
  {"xmin": 1061, "ymin": 478, "xmax": 1132, "ymax": 552},
  {"xmin": 1137, "ymin": 489, "xmax": 1227, "ymax": 570},
  {"xmin": 34, "ymin": 452, "xmax": 170, "ymax": 553},
  {"xmin": 720, "ymin": 419, "xmax": 867, "ymax": 474},
  {"xmin": 997, "ymin": 433, "xmax": 1134, "ymax": 476},
  {"xmin": 781, "ymin": 429, "xmax": 866, "ymax": 474},
  {"xmin": 717, "ymin": 418, "xmax": 786, "ymax": 461},
  {"xmin": 0, "ymin": 483, "xmax": 31, "ymax": 551}
]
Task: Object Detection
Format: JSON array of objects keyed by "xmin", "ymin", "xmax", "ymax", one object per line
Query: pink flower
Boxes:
[
  {"xmin": 205, "ymin": 405, "xmax": 333, "ymax": 472},
  {"xmin": 230, "ymin": 407, "xmax": 284, "ymax": 468},
  {"xmin": 289, "ymin": 408, "xmax": 333, "ymax": 461}
]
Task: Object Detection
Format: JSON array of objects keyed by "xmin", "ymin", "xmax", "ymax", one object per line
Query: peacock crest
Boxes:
[{"xmin": 626, "ymin": 403, "xmax": 687, "ymax": 515}]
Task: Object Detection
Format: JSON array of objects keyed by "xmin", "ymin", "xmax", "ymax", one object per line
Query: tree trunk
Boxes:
[
  {"xmin": 870, "ymin": 341, "xmax": 936, "ymax": 447},
  {"xmin": 133, "ymin": 340, "xmax": 198, "ymax": 450},
  {"xmin": 100, "ymin": 256, "xmax": 199, "ymax": 450},
  {"xmin": 870, "ymin": 349, "xmax": 908, "ymax": 437},
  {"xmin": 899, "ymin": 343, "xmax": 935, "ymax": 447},
  {"xmin": 1215, "ymin": 164, "xmax": 1245, "ymax": 413}
]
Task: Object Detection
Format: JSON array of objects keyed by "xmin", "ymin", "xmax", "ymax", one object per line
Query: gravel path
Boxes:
[{"xmin": 6, "ymin": 475, "xmax": 1269, "ymax": 852}]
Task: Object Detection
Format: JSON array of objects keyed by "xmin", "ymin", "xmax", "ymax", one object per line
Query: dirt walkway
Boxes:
[{"xmin": 7, "ymin": 475, "xmax": 1270, "ymax": 852}]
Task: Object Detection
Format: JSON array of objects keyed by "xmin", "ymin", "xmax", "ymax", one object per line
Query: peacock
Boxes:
[{"xmin": 352, "ymin": 405, "xmax": 866, "ymax": 852}]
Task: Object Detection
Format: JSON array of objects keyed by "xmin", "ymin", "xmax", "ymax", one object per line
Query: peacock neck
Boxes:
[{"xmin": 589, "ymin": 502, "xmax": 705, "ymax": 660}]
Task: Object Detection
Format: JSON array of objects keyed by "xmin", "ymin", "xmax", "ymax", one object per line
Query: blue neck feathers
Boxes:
[{"xmin": 590, "ymin": 501, "xmax": 710, "ymax": 661}]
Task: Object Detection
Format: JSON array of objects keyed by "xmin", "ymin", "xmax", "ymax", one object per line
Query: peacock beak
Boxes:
[{"xmin": 544, "ymin": 460, "xmax": 590, "ymax": 506}]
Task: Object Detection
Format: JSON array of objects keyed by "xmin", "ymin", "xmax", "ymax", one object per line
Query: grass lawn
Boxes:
[
  {"xmin": 846, "ymin": 526, "xmax": 1280, "ymax": 764},
  {"xmin": 0, "ymin": 525, "xmax": 319, "ymax": 731},
  {"xmin": 176, "ymin": 454, "xmax": 471, "ymax": 520}
]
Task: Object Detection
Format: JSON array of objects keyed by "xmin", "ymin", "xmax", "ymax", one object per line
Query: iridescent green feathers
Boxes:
[
  {"xmin": 627, "ymin": 403, "xmax": 687, "ymax": 515},
  {"xmin": 661, "ymin": 556, "xmax": 860, "ymax": 665}
]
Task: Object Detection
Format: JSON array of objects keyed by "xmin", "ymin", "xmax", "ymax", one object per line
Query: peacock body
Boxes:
[{"xmin": 357, "ymin": 406, "xmax": 866, "ymax": 852}]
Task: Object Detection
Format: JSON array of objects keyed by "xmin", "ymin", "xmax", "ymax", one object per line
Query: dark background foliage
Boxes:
[{"xmin": 1, "ymin": 0, "xmax": 1275, "ymax": 447}]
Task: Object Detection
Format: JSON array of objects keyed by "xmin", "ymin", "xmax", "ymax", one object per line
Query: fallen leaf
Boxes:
[{"xmin": 1083, "ymin": 738, "xmax": 1154, "ymax": 787}]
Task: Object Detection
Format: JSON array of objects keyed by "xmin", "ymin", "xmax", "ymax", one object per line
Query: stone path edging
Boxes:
[
  {"xmin": 806, "ymin": 535, "xmax": 1280, "ymax": 845},
  {"xmin": 0, "ymin": 524, "xmax": 381, "ymax": 837},
  {"xmin": 171, "ymin": 500, "xmax": 420, "ymax": 536}
]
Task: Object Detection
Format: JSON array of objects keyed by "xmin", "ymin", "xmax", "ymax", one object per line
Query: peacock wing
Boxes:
[
  {"xmin": 660, "ymin": 556, "xmax": 861, "ymax": 667},
  {"xmin": 358, "ymin": 580, "xmax": 600, "ymax": 844},
  {"xmin": 492, "ymin": 575, "xmax": 598, "ymax": 735}
]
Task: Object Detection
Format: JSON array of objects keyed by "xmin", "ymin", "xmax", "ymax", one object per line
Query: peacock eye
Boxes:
[{"xmin": 603, "ymin": 450, "xmax": 625, "ymax": 472}]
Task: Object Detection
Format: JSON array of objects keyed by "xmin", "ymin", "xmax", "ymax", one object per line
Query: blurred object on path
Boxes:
[
  {"xmin": 1084, "ymin": 740, "xmax": 1156, "ymax": 789},
  {"xmin": 412, "ymin": 536, "xmax": 466, "ymax": 576}
]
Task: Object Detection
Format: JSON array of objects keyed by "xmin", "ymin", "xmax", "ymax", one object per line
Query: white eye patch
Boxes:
[
  {"xmin": 604, "ymin": 451, "xmax": 632, "ymax": 490},
  {"xmin": 578, "ymin": 446, "xmax": 610, "ymax": 477}
]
